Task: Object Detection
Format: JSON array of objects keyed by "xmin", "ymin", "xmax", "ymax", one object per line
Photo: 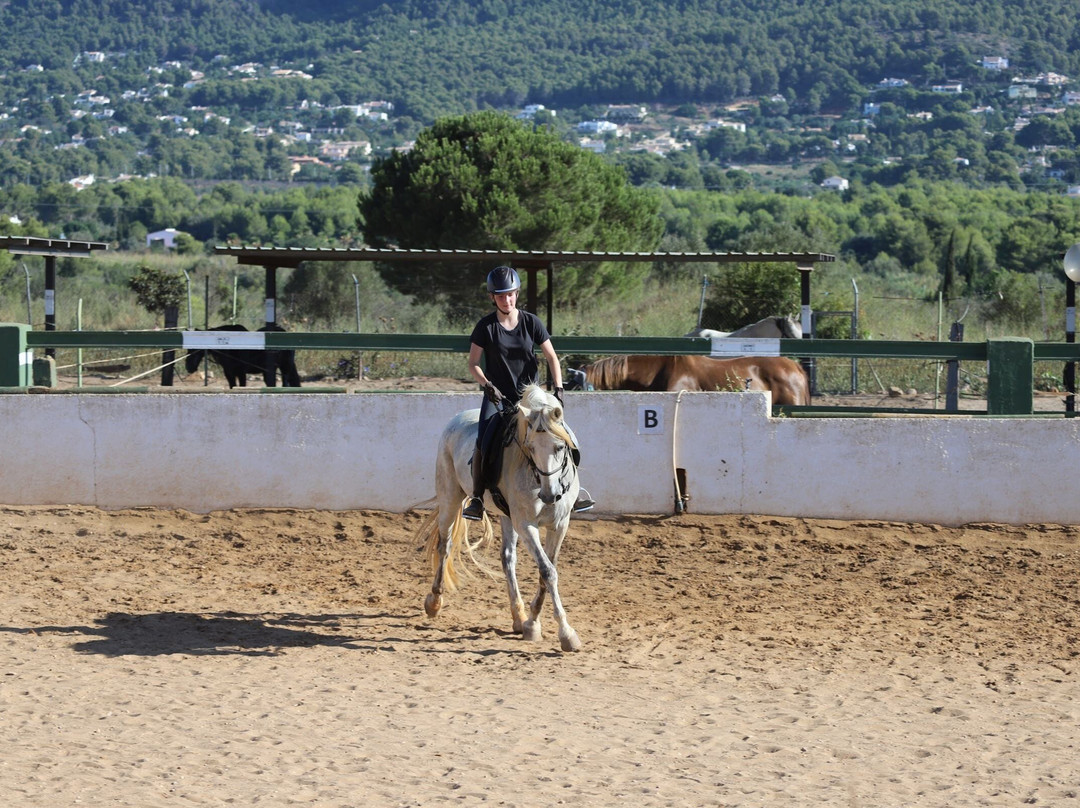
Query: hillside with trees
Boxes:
[{"xmin": 3, "ymin": 0, "xmax": 1080, "ymax": 116}]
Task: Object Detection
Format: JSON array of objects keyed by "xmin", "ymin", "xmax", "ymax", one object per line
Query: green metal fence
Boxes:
[{"xmin": 3, "ymin": 325, "xmax": 1079, "ymax": 416}]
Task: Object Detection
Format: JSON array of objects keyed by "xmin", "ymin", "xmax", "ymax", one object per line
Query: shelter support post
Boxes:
[
  {"xmin": 44, "ymin": 255, "xmax": 56, "ymax": 358},
  {"xmin": 798, "ymin": 263, "xmax": 814, "ymax": 397},
  {"xmin": 264, "ymin": 265, "xmax": 278, "ymax": 326},
  {"xmin": 1066, "ymin": 278, "xmax": 1075, "ymax": 413}
]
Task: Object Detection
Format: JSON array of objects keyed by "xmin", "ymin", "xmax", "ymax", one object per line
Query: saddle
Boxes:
[{"xmin": 476, "ymin": 407, "xmax": 517, "ymax": 515}]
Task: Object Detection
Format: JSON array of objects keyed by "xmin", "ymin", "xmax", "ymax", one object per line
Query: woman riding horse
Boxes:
[{"xmin": 462, "ymin": 266, "xmax": 593, "ymax": 521}]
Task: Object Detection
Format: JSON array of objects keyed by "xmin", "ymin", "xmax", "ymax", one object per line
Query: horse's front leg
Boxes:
[
  {"xmin": 529, "ymin": 517, "xmax": 570, "ymax": 626},
  {"xmin": 519, "ymin": 522, "xmax": 580, "ymax": 652},
  {"xmin": 500, "ymin": 518, "xmax": 528, "ymax": 634},
  {"xmin": 424, "ymin": 510, "xmax": 457, "ymax": 618}
]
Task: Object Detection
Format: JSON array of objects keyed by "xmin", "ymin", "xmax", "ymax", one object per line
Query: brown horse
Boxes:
[{"xmin": 566, "ymin": 354, "xmax": 810, "ymax": 405}]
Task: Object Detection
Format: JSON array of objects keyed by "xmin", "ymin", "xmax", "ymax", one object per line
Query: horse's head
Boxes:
[
  {"xmin": 779, "ymin": 316, "xmax": 803, "ymax": 339},
  {"xmin": 515, "ymin": 385, "xmax": 577, "ymax": 505},
  {"xmin": 184, "ymin": 349, "xmax": 204, "ymax": 374}
]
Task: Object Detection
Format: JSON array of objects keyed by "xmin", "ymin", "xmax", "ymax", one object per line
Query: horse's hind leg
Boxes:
[{"xmin": 424, "ymin": 509, "xmax": 456, "ymax": 618}]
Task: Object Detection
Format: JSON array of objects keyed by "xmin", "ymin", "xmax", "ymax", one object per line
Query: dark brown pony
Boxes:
[{"xmin": 567, "ymin": 354, "xmax": 810, "ymax": 405}]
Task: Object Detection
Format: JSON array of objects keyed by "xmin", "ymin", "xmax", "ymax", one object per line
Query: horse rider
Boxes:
[{"xmin": 462, "ymin": 265, "xmax": 594, "ymax": 521}]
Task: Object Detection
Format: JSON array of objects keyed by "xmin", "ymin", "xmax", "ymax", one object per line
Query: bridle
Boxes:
[{"xmin": 515, "ymin": 416, "xmax": 572, "ymax": 488}]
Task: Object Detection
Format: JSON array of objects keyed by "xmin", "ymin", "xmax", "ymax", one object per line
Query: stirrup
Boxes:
[
  {"xmin": 462, "ymin": 497, "xmax": 485, "ymax": 521},
  {"xmin": 572, "ymin": 488, "xmax": 595, "ymax": 513}
]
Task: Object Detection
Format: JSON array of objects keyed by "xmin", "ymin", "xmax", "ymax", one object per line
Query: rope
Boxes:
[
  {"xmin": 54, "ymin": 349, "xmax": 175, "ymax": 371},
  {"xmin": 108, "ymin": 355, "xmax": 187, "ymax": 387},
  {"xmin": 672, "ymin": 390, "xmax": 688, "ymax": 514}
]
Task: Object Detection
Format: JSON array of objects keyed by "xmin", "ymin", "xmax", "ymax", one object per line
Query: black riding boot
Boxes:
[
  {"xmin": 462, "ymin": 447, "xmax": 485, "ymax": 521},
  {"xmin": 572, "ymin": 488, "xmax": 596, "ymax": 512}
]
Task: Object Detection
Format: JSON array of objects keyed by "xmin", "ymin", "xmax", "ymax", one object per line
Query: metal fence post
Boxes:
[
  {"xmin": 0, "ymin": 322, "xmax": 31, "ymax": 386},
  {"xmin": 986, "ymin": 337, "xmax": 1033, "ymax": 415}
]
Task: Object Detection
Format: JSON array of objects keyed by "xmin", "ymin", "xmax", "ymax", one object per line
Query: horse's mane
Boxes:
[
  {"xmin": 582, "ymin": 356, "xmax": 629, "ymax": 390},
  {"xmin": 516, "ymin": 384, "xmax": 577, "ymax": 450}
]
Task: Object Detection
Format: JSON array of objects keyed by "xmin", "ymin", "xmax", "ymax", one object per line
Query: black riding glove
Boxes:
[
  {"xmin": 554, "ymin": 387, "xmax": 565, "ymax": 404},
  {"xmin": 483, "ymin": 383, "xmax": 505, "ymax": 405}
]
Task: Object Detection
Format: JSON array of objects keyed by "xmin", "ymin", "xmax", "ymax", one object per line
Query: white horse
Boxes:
[
  {"xmin": 686, "ymin": 315, "xmax": 802, "ymax": 340},
  {"xmin": 417, "ymin": 384, "xmax": 582, "ymax": 652}
]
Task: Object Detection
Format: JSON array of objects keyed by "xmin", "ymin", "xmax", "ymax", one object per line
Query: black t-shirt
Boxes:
[{"xmin": 470, "ymin": 310, "xmax": 551, "ymax": 403}]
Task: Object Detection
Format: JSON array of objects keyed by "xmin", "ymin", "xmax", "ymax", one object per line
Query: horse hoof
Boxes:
[
  {"xmin": 424, "ymin": 592, "xmax": 442, "ymax": 618},
  {"xmin": 560, "ymin": 629, "xmax": 582, "ymax": 652},
  {"xmin": 522, "ymin": 620, "xmax": 542, "ymax": 642}
]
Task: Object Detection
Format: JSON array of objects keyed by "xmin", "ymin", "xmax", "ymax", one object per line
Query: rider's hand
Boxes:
[
  {"xmin": 553, "ymin": 387, "xmax": 565, "ymax": 405},
  {"xmin": 483, "ymin": 383, "xmax": 504, "ymax": 405}
]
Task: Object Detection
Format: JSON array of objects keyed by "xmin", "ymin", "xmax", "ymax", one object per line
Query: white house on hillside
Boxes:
[
  {"xmin": 577, "ymin": 120, "xmax": 619, "ymax": 135},
  {"xmin": 146, "ymin": 228, "xmax": 182, "ymax": 249},
  {"xmin": 821, "ymin": 176, "xmax": 849, "ymax": 191}
]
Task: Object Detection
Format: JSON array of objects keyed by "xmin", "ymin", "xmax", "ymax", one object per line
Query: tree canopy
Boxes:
[{"xmin": 358, "ymin": 111, "xmax": 663, "ymax": 310}]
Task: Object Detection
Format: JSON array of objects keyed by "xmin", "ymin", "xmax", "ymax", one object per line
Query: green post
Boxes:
[
  {"xmin": 32, "ymin": 356, "xmax": 57, "ymax": 387},
  {"xmin": 986, "ymin": 337, "xmax": 1033, "ymax": 415},
  {"xmin": 0, "ymin": 323, "xmax": 31, "ymax": 387}
]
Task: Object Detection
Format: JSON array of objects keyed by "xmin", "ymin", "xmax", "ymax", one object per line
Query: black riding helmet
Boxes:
[{"xmin": 487, "ymin": 265, "xmax": 521, "ymax": 294}]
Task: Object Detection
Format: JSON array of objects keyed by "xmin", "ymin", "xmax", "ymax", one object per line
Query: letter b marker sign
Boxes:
[{"xmin": 638, "ymin": 404, "xmax": 664, "ymax": 435}]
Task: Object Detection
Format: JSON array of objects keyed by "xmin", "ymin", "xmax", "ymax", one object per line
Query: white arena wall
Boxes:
[{"xmin": 1, "ymin": 391, "xmax": 1078, "ymax": 525}]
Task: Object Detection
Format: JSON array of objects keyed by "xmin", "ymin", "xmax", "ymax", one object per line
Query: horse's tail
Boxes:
[
  {"xmin": 419, "ymin": 504, "xmax": 497, "ymax": 592},
  {"xmin": 791, "ymin": 360, "xmax": 811, "ymax": 405}
]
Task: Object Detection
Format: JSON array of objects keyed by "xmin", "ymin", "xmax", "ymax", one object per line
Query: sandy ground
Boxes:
[{"xmin": 2, "ymin": 505, "xmax": 1078, "ymax": 807}]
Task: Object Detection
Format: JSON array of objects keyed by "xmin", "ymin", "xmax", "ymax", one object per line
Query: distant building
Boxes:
[
  {"xmin": 577, "ymin": 120, "xmax": 619, "ymax": 135},
  {"xmin": 982, "ymin": 56, "xmax": 1009, "ymax": 70},
  {"xmin": 605, "ymin": 104, "xmax": 647, "ymax": 122},
  {"xmin": 516, "ymin": 104, "xmax": 552, "ymax": 120},
  {"xmin": 289, "ymin": 156, "xmax": 331, "ymax": 175},
  {"xmin": 821, "ymin": 176, "xmax": 849, "ymax": 191},
  {"xmin": 319, "ymin": 140, "xmax": 372, "ymax": 161},
  {"xmin": 877, "ymin": 77, "xmax": 908, "ymax": 88},
  {"xmin": 931, "ymin": 81, "xmax": 964, "ymax": 94},
  {"xmin": 1008, "ymin": 84, "xmax": 1037, "ymax": 100},
  {"xmin": 578, "ymin": 137, "xmax": 606, "ymax": 154},
  {"xmin": 706, "ymin": 120, "xmax": 746, "ymax": 133},
  {"xmin": 146, "ymin": 228, "xmax": 182, "ymax": 249}
]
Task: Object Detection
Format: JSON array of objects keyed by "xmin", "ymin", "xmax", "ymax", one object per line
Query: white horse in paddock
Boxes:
[
  {"xmin": 417, "ymin": 384, "xmax": 582, "ymax": 652},
  {"xmin": 686, "ymin": 315, "xmax": 802, "ymax": 340}
]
